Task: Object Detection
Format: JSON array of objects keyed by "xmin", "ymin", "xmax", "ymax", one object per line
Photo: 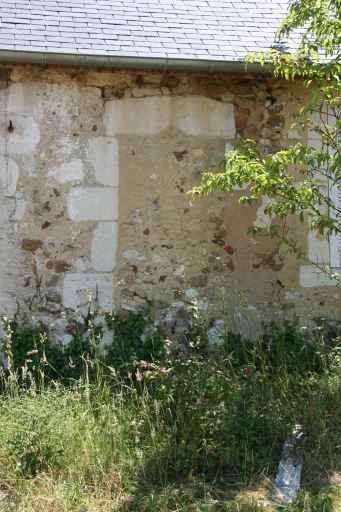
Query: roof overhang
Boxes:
[{"xmin": 0, "ymin": 49, "xmax": 272, "ymax": 74}]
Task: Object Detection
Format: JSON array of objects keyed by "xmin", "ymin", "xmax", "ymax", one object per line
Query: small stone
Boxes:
[
  {"xmin": 46, "ymin": 288, "xmax": 62, "ymax": 303},
  {"xmin": 207, "ymin": 320, "xmax": 225, "ymax": 345},
  {"xmin": 21, "ymin": 239, "xmax": 42, "ymax": 252},
  {"xmin": 122, "ymin": 249, "xmax": 146, "ymax": 266},
  {"xmin": 54, "ymin": 260, "xmax": 72, "ymax": 273},
  {"xmin": 185, "ymin": 288, "xmax": 199, "ymax": 300},
  {"xmin": 98, "ymin": 328, "xmax": 113, "ymax": 355}
]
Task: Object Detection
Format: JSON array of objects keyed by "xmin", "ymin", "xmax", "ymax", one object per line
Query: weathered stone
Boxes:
[
  {"xmin": 63, "ymin": 272, "xmax": 114, "ymax": 310},
  {"xmin": 174, "ymin": 96, "xmax": 235, "ymax": 137},
  {"xmin": 207, "ymin": 320, "xmax": 225, "ymax": 345},
  {"xmin": 7, "ymin": 82, "xmax": 41, "ymax": 116},
  {"xmin": 0, "ymin": 65, "xmax": 336, "ymax": 326},
  {"xmin": 49, "ymin": 158, "xmax": 84, "ymax": 183},
  {"xmin": 299, "ymin": 266, "xmax": 338, "ymax": 288},
  {"xmin": 10, "ymin": 197, "xmax": 26, "ymax": 221},
  {"xmin": 104, "ymin": 96, "xmax": 171, "ymax": 135},
  {"xmin": 49, "ymin": 318, "xmax": 73, "ymax": 346},
  {"xmin": 308, "ymin": 231, "xmax": 329, "ymax": 265},
  {"xmin": 0, "ymin": 155, "xmax": 19, "ymax": 197},
  {"xmin": 21, "ymin": 239, "xmax": 42, "ymax": 252},
  {"xmin": 185, "ymin": 288, "xmax": 199, "ymax": 300},
  {"xmin": 88, "ymin": 137, "xmax": 119, "ymax": 187},
  {"xmin": 91, "ymin": 222, "xmax": 118, "ymax": 271},
  {"xmin": 45, "ymin": 288, "xmax": 62, "ymax": 303},
  {"xmin": 0, "ymin": 202, "xmax": 17, "ymax": 314},
  {"xmin": 5, "ymin": 114, "xmax": 40, "ymax": 154},
  {"xmin": 54, "ymin": 260, "xmax": 72, "ymax": 273},
  {"xmin": 67, "ymin": 187, "xmax": 119, "ymax": 221},
  {"xmin": 122, "ymin": 249, "xmax": 146, "ymax": 266}
]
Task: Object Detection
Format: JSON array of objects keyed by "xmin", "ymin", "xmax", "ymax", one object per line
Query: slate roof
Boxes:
[{"xmin": 0, "ymin": 0, "xmax": 293, "ymax": 65}]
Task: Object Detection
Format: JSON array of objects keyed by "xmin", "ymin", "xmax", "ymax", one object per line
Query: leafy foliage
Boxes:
[
  {"xmin": 105, "ymin": 310, "xmax": 166, "ymax": 376},
  {"xmin": 0, "ymin": 309, "xmax": 166, "ymax": 386},
  {"xmin": 190, "ymin": 0, "xmax": 341, "ymax": 274}
]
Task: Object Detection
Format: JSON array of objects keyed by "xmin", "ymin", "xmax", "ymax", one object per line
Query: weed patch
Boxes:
[{"xmin": 0, "ymin": 313, "xmax": 339, "ymax": 511}]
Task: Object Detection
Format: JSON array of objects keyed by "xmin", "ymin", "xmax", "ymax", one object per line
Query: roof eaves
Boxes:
[{"xmin": 0, "ymin": 49, "xmax": 272, "ymax": 74}]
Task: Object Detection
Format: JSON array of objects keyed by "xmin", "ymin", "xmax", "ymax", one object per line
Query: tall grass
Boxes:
[{"xmin": 0, "ymin": 313, "xmax": 339, "ymax": 511}]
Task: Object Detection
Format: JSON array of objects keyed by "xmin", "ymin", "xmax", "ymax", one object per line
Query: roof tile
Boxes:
[{"xmin": 0, "ymin": 0, "xmax": 295, "ymax": 62}]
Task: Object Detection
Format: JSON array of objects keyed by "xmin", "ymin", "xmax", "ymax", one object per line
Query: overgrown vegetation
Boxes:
[
  {"xmin": 190, "ymin": 0, "xmax": 341, "ymax": 277},
  {"xmin": 0, "ymin": 309, "xmax": 340, "ymax": 511}
]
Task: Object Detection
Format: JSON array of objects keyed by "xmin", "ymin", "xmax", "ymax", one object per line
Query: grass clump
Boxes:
[{"xmin": 0, "ymin": 312, "xmax": 339, "ymax": 511}]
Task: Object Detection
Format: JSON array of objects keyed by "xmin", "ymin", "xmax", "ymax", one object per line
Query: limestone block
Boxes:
[
  {"xmin": 7, "ymin": 83, "xmax": 41, "ymax": 117},
  {"xmin": 174, "ymin": 96, "xmax": 235, "ymax": 137},
  {"xmin": 0, "ymin": 203, "xmax": 17, "ymax": 315},
  {"xmin": 63, "ymin": 272, "xmax": 114, "ymax": 310},
  {"xmin": 104, "ymin": 96, "xmax": 171, "ymax": 135},
  {"xmin": 0, "ymin": 155, "xmax": 19, "ymax": 196},
  {"xmin": 299, "ymin": 265, "xmax": 338, "ymax": 287},
  {"xmin": 67, "ymin": 187, "xmax": 118, "ymax": 221},
  {"xmin": 10, "ymin": 197, "xmax": 26, "ymax": 222},
  {"xmin": 49, "ymin": 158, "xmax": 84, "ymax": 183},
  {"xmin": 91, "ymin": 222, "xmax": 118, "ymax": 272},
  {"xmin": 88, "ymin": 137, "xmax": 119, "ymax": 187},
  {"xmin": 6, "ymin": 115, "xmax": 40, "ymax": 155},
  {"xmin": 308, "ymin": 231, "xmax": 329, "ymax": 265}
]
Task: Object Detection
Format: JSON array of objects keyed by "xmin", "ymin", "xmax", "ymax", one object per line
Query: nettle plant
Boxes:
[{"xmin": 190, "ymin": 0, "xmax": 341, "ymax": 278}]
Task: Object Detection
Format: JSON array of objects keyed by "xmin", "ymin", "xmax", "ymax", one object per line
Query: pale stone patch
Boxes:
[
  {"xmin": 299, "ymin": 265, "xmax": 339, "ymax": 287},
  {"xmin": 185, "ymin": 288, "xmax": 199, "ymax": 300},
  {"xmin": 49, "ymin": 158, "xmax": 84, "ymax": 183},
  {"xmin": 174, "ymin": 265, "xmax": 185, "ymax": 277},
  {"xmin": 6, "ymin": 115, "xmax": 40, "ymax": 155},
  {"xmin": 104, "ymin": 96, "xmax": 171, "ymax": 135},
  {"xmin": 308, "ymin": 231, "xmax": 329, "ymax": 265},
  {"xmin": 254, "ymin": 196, "xmax": 272, "ymax": 229},
  {"xmin": 287, "ymin": 127, "xmax": 302, "ymax": 140},
  {"xmin": 285, "ymin": 290, "xmax": 303, "ymax": 301},
  {"xmin": 91, "ymin": 222, "xmax": 118, "ymax": 272},
  {"xmin": 174, "ymin": 96, "xmax": 235, "ymax": 137},
  {"xmin": 7, "ymin": 82, "xmax": 41, "ymax": 117},
  {"xmin": 63, "ymin": 272, "xmax": 114, "ymax": 310},
  {"xmin": 0, "ymin": 203, "xmax": 17, "ymax": 315},
  {"xmin": 10, "ymin": 197, "xmax": 26, "ymax": 222},
  {"xmin": 54, "ymin": 136, "xmax": 76, "ymax": 159},
  {"xmin": 122, "ymin": 249, "xmax": 146, "ymax": 265},
  {"xmin": 67, "ymin": 187, "xmax": 119, "ymax": 221},
  {"xmin": 72, "ymin": 257, "xmax": 91, "ymax": 272},
  {"xmin": 0, "ymin": 155, "xmax": 19, "ymax": 197},
  {"xmin": 104, "ymin": 95, "xmax": 235, "ymax": 138},
  {"xmin": 88, "ymin": 137, "xmax": 119, "ymax": 187},
  {"xmin": 207, "ymin": 320, "xmax": 225, "ymax": 345},
  {"xmin": 49, "ymin": 318, "xmax": 72, "ymax": 347}
]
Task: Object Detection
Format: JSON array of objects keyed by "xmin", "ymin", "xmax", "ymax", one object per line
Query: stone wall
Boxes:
[{"xmin": 0, "ymin": 64, "xmax": 339, "ymax": 330}]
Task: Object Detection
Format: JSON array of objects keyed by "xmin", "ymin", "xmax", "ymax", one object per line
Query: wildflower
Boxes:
[
  {"xmin": 223, "ymin": 243, "xmax": 235, "ymax": 255},
  {"xmin": 243, "ymin": 367, "xmax": 253, "ymax": 378},
  {"xmin": 66, "ymin": 323, "xmax": 77, "ymax": 335}
]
